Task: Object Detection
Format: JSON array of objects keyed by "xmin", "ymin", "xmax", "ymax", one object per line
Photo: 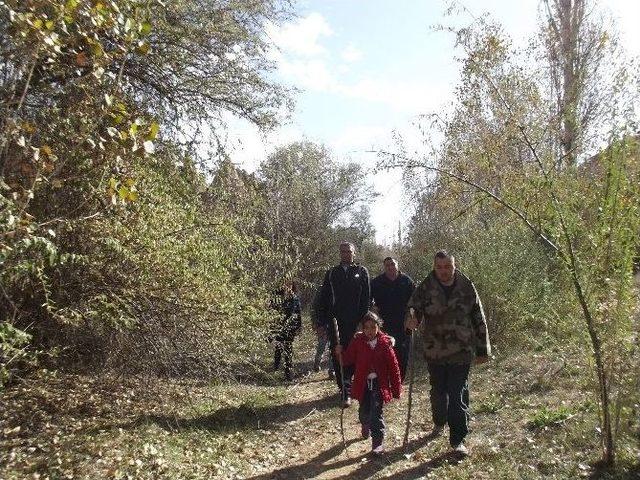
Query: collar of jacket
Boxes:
[
  {"xmin": 379, "ymin": 271, "xmax": 405, "ymax": 284},
  {"xmin": 355, "ymin": 330, "xmax": 390, "ymax": 346},
  {"xmin": 428, "ymin": 269, "xmax": 455, "ymax": 287}
]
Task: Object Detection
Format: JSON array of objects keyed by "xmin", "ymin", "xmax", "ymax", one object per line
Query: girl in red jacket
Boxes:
[{"xmin": 336, "ymin": 311, "xmax": 402, "ymax": 455}]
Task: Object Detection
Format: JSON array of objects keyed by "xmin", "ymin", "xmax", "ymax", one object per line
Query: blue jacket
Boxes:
[{"xmin": 371, "ymin": 272, "xmax": 415, "ymax": 339}]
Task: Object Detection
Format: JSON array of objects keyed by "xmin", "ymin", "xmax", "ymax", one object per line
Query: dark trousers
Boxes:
[
  {"xmin": 358, "ymin": 378, "xmax": 385, "ymax": 448},
  {"xmin": 331, "ymin": 349, "xmax": 353, "ymax": 400},
  {"xmin": 427, "ymin": 362, "xmax": 471, "ymax": 447},
  {"xmin": 393, "ymin": 335, "xmax": 409, "ymax": 381},
  {"xmin": 274, "ymin": 340, "xmax": 293, "ymax": 374}
]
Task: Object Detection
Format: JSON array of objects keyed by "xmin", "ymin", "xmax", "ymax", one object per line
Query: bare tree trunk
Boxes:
[{"xmin": 568, "ymin": 261, "xmax": 615, "ymax": 465}]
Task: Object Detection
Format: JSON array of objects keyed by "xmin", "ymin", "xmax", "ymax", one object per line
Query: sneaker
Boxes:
[
  {"xmin": 453, "ymin": 442, "xmax": 469, "ymax": 456},
  {"xmin": 285, "ymin": 370, "xmax": 293, "ymax": 381},
  {"xmin": 342, "ymin": 396, "xmax": 352, "ymax": 408},
  {"xmin": 429, "ymin": 424, "xmax": 445, "ymax": 437},
  {"xmin": 328, "ymin": 370, "xmax": 335, "ymax": 379},
  {"xmin": 372, "ymin": 444, "xmax": 385, "ymax": 456},
  {"xmin": 361, "ymin": 423, "xmax": 370, "ymax": 439}
]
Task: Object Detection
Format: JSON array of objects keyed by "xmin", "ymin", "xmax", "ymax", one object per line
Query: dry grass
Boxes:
[{"xmin": 2, "ymin": 329, "xmax": 639, "ymax": 479}]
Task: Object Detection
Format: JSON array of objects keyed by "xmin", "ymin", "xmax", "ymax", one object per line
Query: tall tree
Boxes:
[
  {"xmin": 541, "ymin": 0, "xmax": 610, "ymax": 169},
  {"xmin": 258, "ymin": 141, "xmax": 373, "ymax": 291}
]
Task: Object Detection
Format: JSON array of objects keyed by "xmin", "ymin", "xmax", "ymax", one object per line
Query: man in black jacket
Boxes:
[
  {"xmin": 371, "ymin": 257, "xmax": 415, "ymax": 380},
  {"xmin": 318, "ymin": 242, "xmax": 370, "ymax": 407}
]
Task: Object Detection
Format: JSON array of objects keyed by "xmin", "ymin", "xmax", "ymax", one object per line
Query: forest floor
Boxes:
[{"xmin": 2, "ymin": 328, "xmax": 639, "ymax": 480}]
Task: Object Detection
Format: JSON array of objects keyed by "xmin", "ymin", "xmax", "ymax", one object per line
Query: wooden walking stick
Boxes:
[
  {"xmin": 332, "ymin": 317, "xmax": 347, "ymax": 450},
  {"xmin": 403, "ymin": 308, "xmax": 417, "ymax": 450}
]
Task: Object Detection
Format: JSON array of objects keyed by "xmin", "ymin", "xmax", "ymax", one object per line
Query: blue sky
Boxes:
[{"xmin": 226, "ymin": 0, "xmax": 640, "ymax": 245}]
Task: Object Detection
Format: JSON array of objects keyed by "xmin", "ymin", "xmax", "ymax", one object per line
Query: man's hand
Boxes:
[
  {"xmin": 475, "ymin": 355, "xmax": 489, "ymax": 365},
  {"xmin": 405, "ymin": 317, "xmax": 418, "ymax": 330},
  {"xmin": 405, "ymin": 308, "xmax": 419, "ymax": 330}
]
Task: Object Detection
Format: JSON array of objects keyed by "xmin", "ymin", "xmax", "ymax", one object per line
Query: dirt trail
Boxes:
[{"xmin": 237, "ymin": 358, "xmax": 486, "ymax": 480}]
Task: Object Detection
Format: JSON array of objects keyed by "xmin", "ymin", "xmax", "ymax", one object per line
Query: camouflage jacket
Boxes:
[{"xmin": 407, "ymin": 270, "xmax": 491, "ymax": 364}]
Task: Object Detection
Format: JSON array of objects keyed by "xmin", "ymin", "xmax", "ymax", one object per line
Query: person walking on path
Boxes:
[
  {"xmin": 318, "ymin": 241, "xmax": 370, "ymax": 407},
  {"xmin": 335, "ymin": 311, "xmax": 402, "ymax": 455},
  {"xmin": 270, "ymin": 280, "xmax": 302, "ymax": 381},
  {"xmin": 370, "ymin": 257, "xmax": 415, "ymax": 380},
  {"xmin": 405, "ymin": 250, "xmax": 491, "ymax": 456},
  {"xmin": 311, "ymin": 291, "xmax": 335, "ymax": 378}
]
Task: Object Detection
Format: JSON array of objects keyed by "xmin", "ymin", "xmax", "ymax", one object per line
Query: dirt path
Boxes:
[{"xmin": 237, "ymin": 367, "xmax": 463, "ymax": 480}]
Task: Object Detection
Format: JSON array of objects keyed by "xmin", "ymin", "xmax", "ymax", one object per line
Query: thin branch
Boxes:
[{"xmin": 371, "ymin": 149, "xmax": 560, "ymax": 252}]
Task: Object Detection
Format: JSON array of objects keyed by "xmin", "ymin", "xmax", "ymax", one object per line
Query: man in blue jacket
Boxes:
[
  {"xmin": 318, "ymin": 242, "xmax": 370, "ymax": 407},
  {"xmin": 371, "ymin": 257, "xmax": 415, "ymax": 380}
]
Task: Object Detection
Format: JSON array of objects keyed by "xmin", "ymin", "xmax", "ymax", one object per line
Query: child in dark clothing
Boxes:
[
  {"xmin": 270, "ymin": 280, "xmax": 302, "ymax": 381},
  {"xmin": 335, "ymin": 311, "xmax": 402, "ymax": 455}
]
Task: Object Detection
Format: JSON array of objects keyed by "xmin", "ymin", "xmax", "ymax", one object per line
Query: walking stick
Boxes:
[
  {"xmin": 403, "ymin": 308, "xmax": 417, "ymax": 450},
  {"xmin": 332, "ymin": 317, "xmax": 347, "ymax": 451}
]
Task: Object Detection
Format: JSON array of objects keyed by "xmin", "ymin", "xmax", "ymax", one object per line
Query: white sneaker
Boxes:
[
  {"xmin": 372, "ymin": 444, "xmax": 385, "ymax": 456},
  {"xmin": 453, "ymin": 442, "xmax": 469, "ymax": 455}
]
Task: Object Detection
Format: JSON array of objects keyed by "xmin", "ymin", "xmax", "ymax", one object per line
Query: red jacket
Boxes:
[{"xmin": 342, "ymin": 331, "xmax": 402, "ymax": 404}]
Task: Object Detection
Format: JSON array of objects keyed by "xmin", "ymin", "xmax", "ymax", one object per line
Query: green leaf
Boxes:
[
  {"xmin": 139, "ymin": 22, "xmax": 152, "ymax": 36},
  {"xmin": 92, "ymin": 43, "xmax": 104, "ymax": 58},
  {"xmin": 148, "ymin": 122, "xmax": 160, "ymax": 140},
  {"xmin": 127, "ymin": 191, "xmax": 139, "ymax": 202}
]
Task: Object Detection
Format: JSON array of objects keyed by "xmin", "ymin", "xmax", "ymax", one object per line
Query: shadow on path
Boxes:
[
  {"xmin": 371, "ymin": 450, "xmax": 464, "ymax": 480},
  {"xmin": 121, "ymin": 392, "xmax": 339, "ymax": 433},
  {"xmin": 242, "ymin": 431, "xmax": 448, "ymax": 480}
]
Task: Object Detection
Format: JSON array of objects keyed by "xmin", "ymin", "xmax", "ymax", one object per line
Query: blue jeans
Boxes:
[
  {"xmin": 427, "ymin": 362, "xmax": 471, "ymax": 446},
  {"xmin": 358, "ymin": 377, "xmax": 385, "ymax": 448}
]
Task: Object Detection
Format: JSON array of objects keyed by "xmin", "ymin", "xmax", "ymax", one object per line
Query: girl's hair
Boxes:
[{"xmin": 361, "ymin": 310, "xmax": 384, "ymax": 328}]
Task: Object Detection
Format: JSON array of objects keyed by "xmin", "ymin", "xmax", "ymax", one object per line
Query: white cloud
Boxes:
[
  {"xmin": 341, "ymin": 43, "xmax": 363, "ymax": 63},
  {"xmin": 278, "ymin": 58, "xmax": 337, "ymax": 91},
  {"xmin": 330, "ymin": 124, "xmax": 390, "ymax": 155},
  {"xmin": 337, "ymin": 78, "xmax": 452, "ymax": 114},
  {"xmin": 223, "ymin": 115, "xmax": 304, "ymax": 173},
  {"xmin": 266, "ymin": 12, "xmax": 333, "ymax": 58}
]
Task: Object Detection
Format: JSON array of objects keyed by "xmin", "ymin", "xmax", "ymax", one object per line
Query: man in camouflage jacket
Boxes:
[{"xmin": 405, "ymin": 250, "xmax": 490, "ymax": 455}]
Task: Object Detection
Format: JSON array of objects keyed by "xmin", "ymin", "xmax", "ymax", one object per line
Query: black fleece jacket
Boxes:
[{"xmin": 317, "ymin": 263, "xmax": 370, "ymax": 348}]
